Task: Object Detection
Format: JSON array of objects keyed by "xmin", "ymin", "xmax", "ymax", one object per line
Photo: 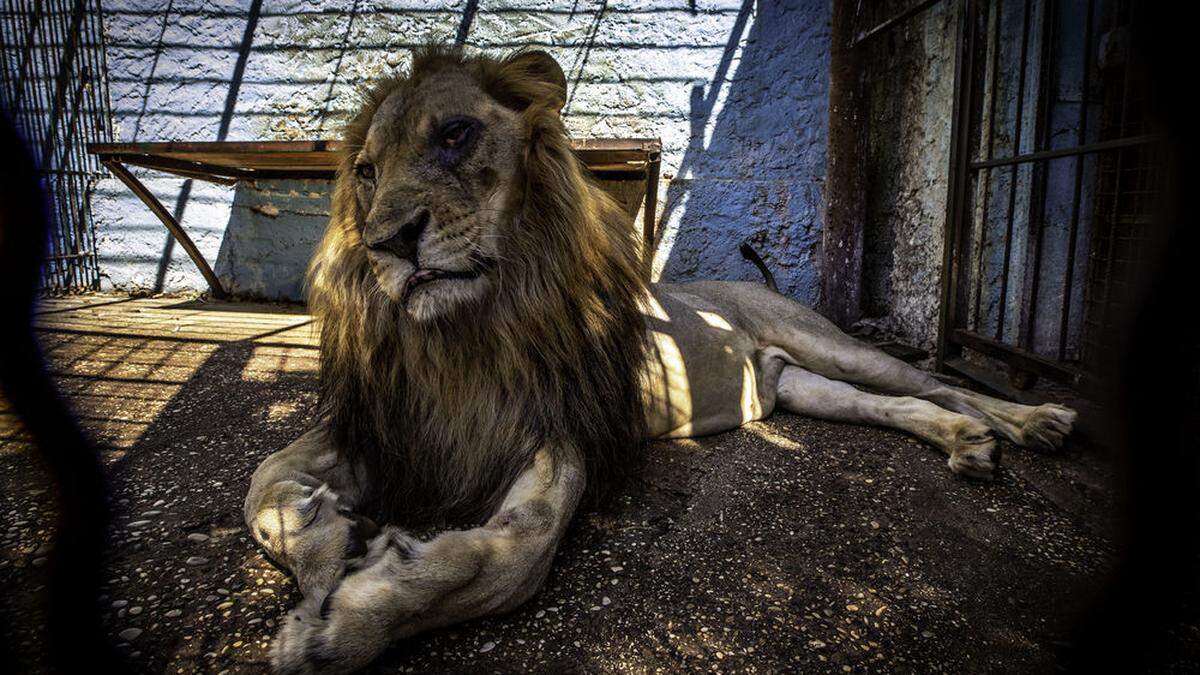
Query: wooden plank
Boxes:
[{"xmin": 87, "ymin": 138, "xmax": 662, "ymax": 176}]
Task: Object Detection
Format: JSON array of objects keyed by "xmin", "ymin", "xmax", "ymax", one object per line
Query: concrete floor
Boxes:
[{"xmin": 0, "ymin": 294, "xmax": 1188, "ymax": 672}]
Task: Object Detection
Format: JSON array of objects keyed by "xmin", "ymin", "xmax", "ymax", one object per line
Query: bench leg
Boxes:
[{"xmin": 102, "ymin": 159, "xmax": 228, "ymax": 299}]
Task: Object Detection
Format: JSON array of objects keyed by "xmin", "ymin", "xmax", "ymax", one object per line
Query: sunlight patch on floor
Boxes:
[
  {"xmin": 1, "ymin": 296, "xmax": 319, "ymax": 454},
  {"xmin": 742, "ymin": 421, "xmax": 804, "ymax": 453}
]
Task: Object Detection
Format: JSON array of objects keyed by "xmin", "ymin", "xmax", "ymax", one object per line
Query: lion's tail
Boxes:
[{"xmin": 739, "ymin": 241, "xmax": 778, "ymax": 292}]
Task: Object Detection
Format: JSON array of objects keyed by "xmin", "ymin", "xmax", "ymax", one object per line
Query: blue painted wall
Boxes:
[
  {"xmin": 657, "ymin": 1, "xmax": 828, "ymax": 301},
  {"xmin": 93, "ymin": 0, "xmax": 831, "ymax": 303}
]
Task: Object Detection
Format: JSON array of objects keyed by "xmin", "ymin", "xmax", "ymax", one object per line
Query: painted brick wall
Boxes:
[{"xmin": 94, "ymin": 0, "xmax": 830, "ymax": 302}]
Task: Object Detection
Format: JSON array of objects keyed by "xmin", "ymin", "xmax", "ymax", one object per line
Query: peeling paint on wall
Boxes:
[
  {"xmin": 212, "ymin": 180, "xmax": 330, "ymax": 300},
  {"xmin": 861, "ymin": 1, "xmax": 957, "ymax": 351}
]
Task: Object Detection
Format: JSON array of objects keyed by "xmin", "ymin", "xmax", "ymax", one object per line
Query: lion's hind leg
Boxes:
[
  {"xmin": 754, "ymin": 299, "xmax": 1077, "ymax": 450},
  {"xmin": 776, "ymin": 366, "xmax": 1000, "ymax": 478}
]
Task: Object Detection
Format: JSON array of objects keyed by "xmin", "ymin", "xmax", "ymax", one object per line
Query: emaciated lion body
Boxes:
[{"xmin": 244, "ymin": 46, "xmax": 1076, "ymax": 674}]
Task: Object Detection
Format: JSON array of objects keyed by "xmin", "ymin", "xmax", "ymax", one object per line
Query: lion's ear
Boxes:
[{"xmin": 501, "ymin": 50, "xmax": 567, "ymax": 113}]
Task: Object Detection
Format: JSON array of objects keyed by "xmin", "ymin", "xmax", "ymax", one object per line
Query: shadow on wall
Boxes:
[
  {"xmin": 657, "ymin": 0, "xmax": 829, "ymax": 304},
  {"xmin": 213, "ymin": 180, "xmax": 330, "ymax": 301}
]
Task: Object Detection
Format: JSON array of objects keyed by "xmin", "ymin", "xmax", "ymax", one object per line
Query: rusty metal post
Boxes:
[
  {"xmin": 937, "ymin": 0, "xmax": 978, "ymax": 370},
  {"xmin": 821, "ymin": 0, "xmax": 868, "ymax": 328}
]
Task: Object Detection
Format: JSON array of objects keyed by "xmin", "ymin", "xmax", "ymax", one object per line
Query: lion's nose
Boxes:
[{"xmin": 366, "ymin": 208, "xmax": 430, "ymax": 262}]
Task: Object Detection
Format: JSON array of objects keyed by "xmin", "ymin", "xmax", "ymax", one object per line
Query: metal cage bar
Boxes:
[
  {"xmin": 1016, "ymin": 0, "xmax": 1057, "ymax": 351},
  {"xmin": 994, "ymin": 0, "xmax": 1033, "ymax": 342},
  {"xmin": 938, "ymin": 0, "xmax": 1163, "ymax": 398}
]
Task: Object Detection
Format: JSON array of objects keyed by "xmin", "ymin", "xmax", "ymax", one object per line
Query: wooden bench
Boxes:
[{"xmin": 88, "ymin": 139, "xmax": 662, "ymax": 298}]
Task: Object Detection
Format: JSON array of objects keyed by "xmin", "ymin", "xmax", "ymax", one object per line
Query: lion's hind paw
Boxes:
[
  {"xmin": 1019, "ymin": 403, "xmax": 1077, "ymax": 450},
  {"xmin": 947, "ymin": 434, "xmax": 1001, "ymax": 480}
]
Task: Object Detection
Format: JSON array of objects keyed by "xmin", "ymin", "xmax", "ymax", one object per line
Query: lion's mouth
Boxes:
[{"xmin": 401, "ymin": 267, "xmax": 480, "ymax": 304}]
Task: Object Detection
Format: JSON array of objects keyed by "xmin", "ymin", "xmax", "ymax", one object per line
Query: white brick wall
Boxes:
[{"xmin": 97, "ymin": 0, "xmax": 830, "ymax": 301}]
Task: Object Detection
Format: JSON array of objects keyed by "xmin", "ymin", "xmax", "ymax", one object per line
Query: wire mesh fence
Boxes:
[{"xmin": 0, "ymin": 0, "xmax": 112, "ymax": 292}]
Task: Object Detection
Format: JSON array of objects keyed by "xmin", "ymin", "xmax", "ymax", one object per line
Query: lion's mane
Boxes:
[{"xmin": 306, "ymin": 46, "xmax": 649, "ymax": 526}]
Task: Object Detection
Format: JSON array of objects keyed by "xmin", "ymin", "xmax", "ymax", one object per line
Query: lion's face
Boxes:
[
  {"xmin": 312, "ymin": 48, "xmax": 649, "ymax": 529},
  {"xmin": 352, "ymin": 69, "xmax": 524, "ymax": 321}
]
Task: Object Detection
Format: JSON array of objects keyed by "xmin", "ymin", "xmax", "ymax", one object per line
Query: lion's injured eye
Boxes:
[
  {"xmin": 440, "ymin": 121, "xmax": 472, "ymax": 148},
  {"xmin": 354, "ymin": 163, "xmax": 375, "ymax": 181},
  {"xmin": 434, "ymin": 116, "xmax": 481, "ymax": 167}
]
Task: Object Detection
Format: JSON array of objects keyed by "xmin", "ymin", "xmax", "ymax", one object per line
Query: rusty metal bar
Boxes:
[
  {"xmin": 937, "ymin": 0, "xmax": 981, "ymax": 369},
  {"xmin": 37, "ymin": 0, "xmax": 85, "ymax": 167},
  {"xmin": 93, "ymin": 152, "xmax": 247, "ymax": 184},
  {"xmin": 5, "ymin": 0, "xmax": 42, "ymax": 120},
  {"xmin": 80, "ymin": 3, "xmax": 110, "ymax": 285},
  {"xmin": 41, "ymin": 0, "xmax": 78, "ymax": 289},
  {"xmin": 971, "ymin": 0, "xmax": 1003, "ymax": 333},
  {"xmin": 969, "ymin": 133, "xmax": 1155, "ymax": 169},
  {"xmin": 822, "ymin": 0, "xmax": 868, "ymax": 328},
  {"xmin": 1090, "ymin": 1, "xmax": 1136, "ymax": 371},
  {"xmin": 942, "ymin": 356, "xmax": 1043, "ymax": 404},
  {"xmin": 994, "ymin": 0, "xmax": 1033, "ymax": 342},
  {"xmin": 849, "ymin": 0, "xmax": 945, "ymax": 48},
  {"xmin": 102, "ymin": 159, "xmax": 228, "ymax": 299},
  {"xmin": 951, "ymin": 327, "xmax": 1086, "ymax": 386},
  {"xmin": 1017, "ymin": 0, "xmax": 1057, "ymax": 351},
  {"xmin": 0, "ymin": 2, "xmax": 22, "ymax": 113},
  {"xmin": 53, "ymin": 1, "xmax": 92, "ymax": 290},
  {"xmin": 642, "ymin": 153, "xmax": 660, "ymax": 277},
  {"xmin": 62, "ymin": 0, "xmax": 87, "ymax": 290},
  {"xmin": 2, "ymin": 0, "xmax": 109, "ymax": 291},
  {"xmin": 1056, "ymin": 0, "xmax": 1095, "ymax": 362}
]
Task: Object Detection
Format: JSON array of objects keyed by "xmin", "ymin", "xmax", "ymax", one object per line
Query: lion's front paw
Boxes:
[
  {"xmin": 270, "ymin": 527, "xmax": 424, "ymax": 674},
  {"xmin": 271, "ymin": 601, "xmax": 333, "ymax": 675},
  {"xmin": 1019, "ymin": 403, "xmax": 1077, "ymax": 450},
  {"xmin": 270, "ymin": 590, "xmax": 389, "ymax": 675},
  {"xmin": 251, "ymin": 483, "xmax": 378, "ymax": 599}
]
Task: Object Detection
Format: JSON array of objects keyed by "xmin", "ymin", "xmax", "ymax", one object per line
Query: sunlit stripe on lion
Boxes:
[
  {"xmin": 696, "ymin": 309, "xmax": 734, "ymax": 331},
  {"xmin": 638, "ymin": 292, "xmax": 670, "ymax": 322},
  {"xmin": 645, "ymin": 329, "xmax": 693, "ymax": 438},
  {"xmin": 740, "ymin": 357, "xmax": 763, "ymax": 424}
]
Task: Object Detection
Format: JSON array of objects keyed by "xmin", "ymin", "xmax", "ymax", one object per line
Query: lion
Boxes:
[{"xmin": 244, "ymin": 46, "xmax": 1077, "ymax": 673}]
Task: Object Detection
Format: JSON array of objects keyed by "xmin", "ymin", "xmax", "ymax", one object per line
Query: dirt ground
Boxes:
[{"xmin": 1, "ymin": 294, "xmax": 1197, "ymax": 673}]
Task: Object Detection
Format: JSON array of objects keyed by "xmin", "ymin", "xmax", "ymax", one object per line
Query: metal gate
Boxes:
[
  {"xmin": 0, "ymin": 0, "xmax": 112, "ymax": 291},
  {"xmin": 937, "ymin": 0, "xmax": 1160, "ymax": 398}
]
